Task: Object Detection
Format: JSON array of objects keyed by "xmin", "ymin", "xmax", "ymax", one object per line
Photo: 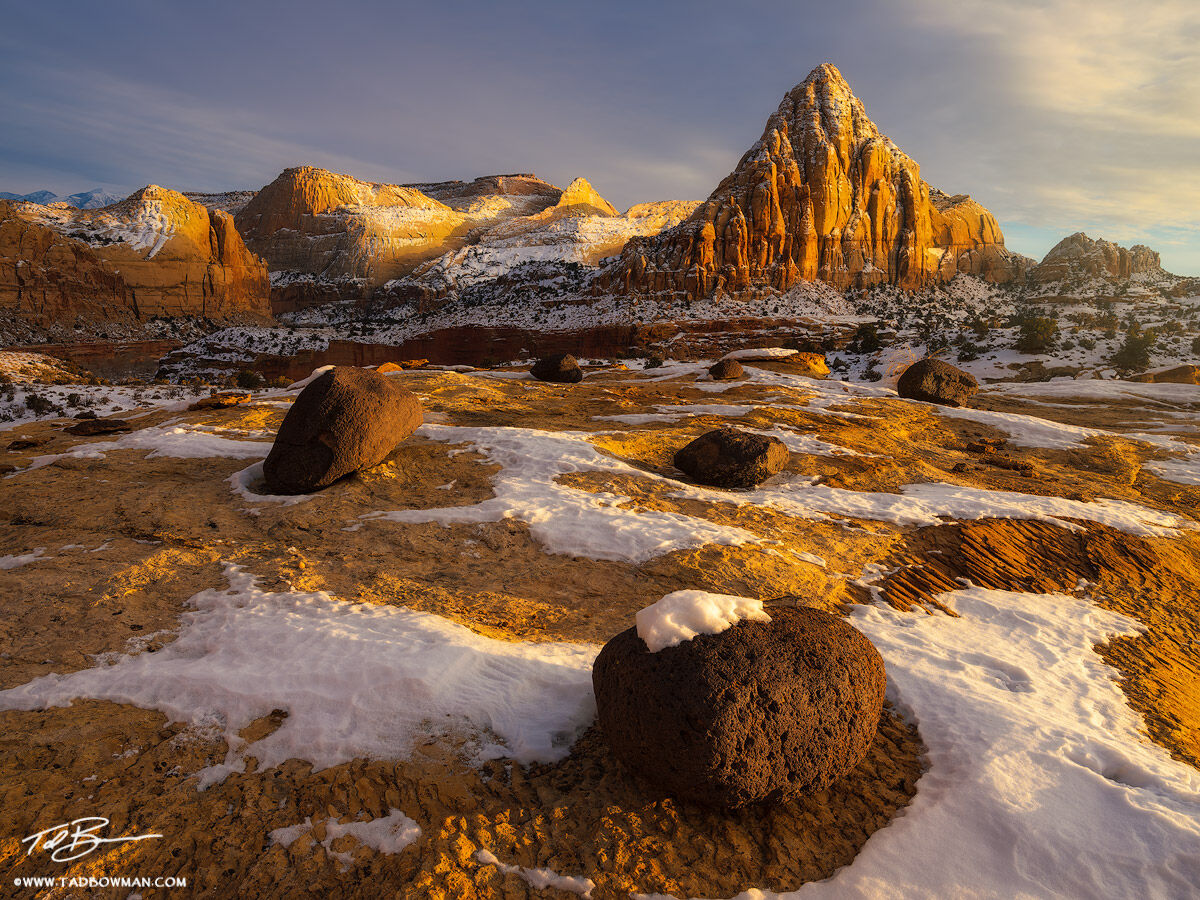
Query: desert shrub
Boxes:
[
  {"xmin": 24, "ymin": 393, "xmax": 54, "ymax": 414},
  {"xmin": 235, "ymin": 369, "xmax": 266, "ymax": 389},
  {"xmin": 1109, "ymin": 324, "xmax": 1155, "ymax": 372},
  {"xmin": 1014, "ymin": 310, "xmax": 1059, "ymax": 354},
  {"xmin": 849, "ymin": 323, "xmax": 882, "ymax": 353},
  {"xmin": 956, "ymin": 336, "xmax": 983, "ymax": 362},
  {"xmin": 1191, "ymin": 334, "xmax": 1200, "ymax": 356}
]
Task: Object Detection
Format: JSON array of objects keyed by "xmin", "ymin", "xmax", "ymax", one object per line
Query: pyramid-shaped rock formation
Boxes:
[{"xmin": 598, "ymin": 64, "xmax": 1025, "ymax": 301}]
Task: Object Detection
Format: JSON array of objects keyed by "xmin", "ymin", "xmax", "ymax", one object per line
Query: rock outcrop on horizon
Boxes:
[
  {"xmin": 0, "ymin": 187, "xmax": 271, "ymax": 330},
  {"xmin": 375, "ymin": 180, "xmax": 699, "ymax": 311},
  {"xmin": 235, "ymin": 168, "xmax": 576, "ymax": 311},
  {"xmin": 237, "ymin": 166, "xmax": 698, "ymax": 314},
  {"xmin": 1029, "ymin": 232, "xmax": 1164, "ymax": 283},
  {"xmin": 597, "ymin": 64, "xmax": 1026, "ymax": 303}
]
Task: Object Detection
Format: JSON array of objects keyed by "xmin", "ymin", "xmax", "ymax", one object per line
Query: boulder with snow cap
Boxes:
[
  {"xmin": 263, "ymin": 366, "xmax": 422, "ymax": 494},
  {"xmin": 530, "ymin": 354, "xmax": 584, "ymax": 384},
  {"xmin": 592, "ymin": 593, "xmax": 887, "ymax": 808},
  {"xmin": 897, "ymin": 358, "xmax": 978, "ymax": 407},
  {"xmin": 673, "ymin": 427, "xmax": 788, "ymax": 489}
]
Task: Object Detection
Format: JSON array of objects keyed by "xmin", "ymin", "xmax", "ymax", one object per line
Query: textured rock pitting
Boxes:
[
  {"xmin": 263, "ymin": 366, "xmax": 422, "ymax": 493},
  {"xmin": 673, "ymin": 427, "xmax": 789, "ymax": 489},
  {"xmin": 593, "ymin": 603, "xmax": 888, "ymax": 808},
  {"xmin": 530, "ymin": 354, "xmax": 584, "ymax": 384},
  {"xmin": 897, "ymin": 358, "xmax": 979, "ymax": 407},
  {"xmin": 708, "ymin": 359, "xmax": 745, "ymax": 381}
]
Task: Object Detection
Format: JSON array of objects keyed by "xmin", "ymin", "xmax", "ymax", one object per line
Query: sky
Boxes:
[{"xmin": 2, "ymin": 0, "xmax": 1198, "ymax": 274}]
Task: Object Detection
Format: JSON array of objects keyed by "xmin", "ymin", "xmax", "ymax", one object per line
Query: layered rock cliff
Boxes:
[
  {"xmin": 597, "ymin": 64, "xmax": 1025, "ymax": 302},
  {"xmin": 383, "ymin": 179, "xmax": 699, "ymax": 309},
  {"xmin": 0, "ymin": 187, "xmax": 270, "ymax": 330},
  {"xmin": 234, "ymin": 168, "xmax": 597, "ymax": 312},
  {"xmin": 1029, "ymin": 232, "xmax": 1164, "ymax": 283}
]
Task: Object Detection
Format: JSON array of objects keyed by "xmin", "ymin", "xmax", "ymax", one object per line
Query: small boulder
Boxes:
[
  {"xmin": 1131, "ymin": 364, "xmax": 1199, "ymax": 385},
  {"xmin": 530, "ymin": 354, "xmax": 584, "ymax": 383},
  {"xmin": 188, "ymin": 392, "xmax": 252, "ymax": 411},
  {"xmin": 897, "ymin": 358, "xmax": 978, "ymax": 407},
  {"xmin": 790, "ymin": 351, "xmax": 830, "ymax": 379},
  {"xmin": 65, "ymin": 419, "xmax": 132, "ymax": 436},
  {"xmin": 376, "ymin": 360, "xmax": 428, "ymax": 374},
  {"xmin": 593, "ymin": 602, "xmax": 886, "ymax": 808},
  {"xmin": 674, "ymin": 427, "xmax": 788, "ymax": 489},
  {"xmin": 708, "ymin": 359, "xmax": 744, "ymax": 381},
  {"xmin": 7, "ymin": 437, "xmax": 48, "ymax": 450},
  {"xmin": 263, "ymin": 367, "xmax": 422, "ymax": 494}
]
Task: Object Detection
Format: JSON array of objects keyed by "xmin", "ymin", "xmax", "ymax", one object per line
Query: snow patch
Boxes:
[
  {"xmin": 360, "ymin": 424, "xmax": 759, "ymax": 564},
  {"xmin": 475, "ymin": 849, "xmax": 595, "ymax": 898},
  {"xmin": 635, "ymin": 590, "xmax": 770, "ymax": 652},
  {"xmin": 271, "ymin": 809, "xmax": 420, "ymax": 869},
  {"xmin": 0, "ymin": 565, "xmax": 599, "ymax": 784}
]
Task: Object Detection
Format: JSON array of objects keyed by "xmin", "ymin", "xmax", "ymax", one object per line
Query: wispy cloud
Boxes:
[{"xmin": 905, "ymin": 0, "xmax": 1200, "ymax": 270}]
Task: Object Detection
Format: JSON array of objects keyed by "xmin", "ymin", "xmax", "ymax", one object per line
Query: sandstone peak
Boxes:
[
  {"xmin": 599, "ymin": 64, "xmax": 1025, "ymax": 301},
  {"xmin": 1031, "ymin": 232, "xmax": 1164, "ymax": 282},
  {"xmin": 553, "ymin": 178, "xmax": 618, "ymax": 218},
  {"xmin": 236, "ymin": 167, "xmax": 449, "ymax": 241}
]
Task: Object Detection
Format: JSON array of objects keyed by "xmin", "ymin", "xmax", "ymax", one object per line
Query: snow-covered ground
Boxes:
[
  {"xmin": 844, "ymin": 276, "xmax": 1200, "ymax": 384},
  {"xmin": 1, "ymin": 356, "xmax": 1197, "ymax": 896},
  {"xmin": 2, "ymin": 575, "xmax": 1196, "ymax": 896}
]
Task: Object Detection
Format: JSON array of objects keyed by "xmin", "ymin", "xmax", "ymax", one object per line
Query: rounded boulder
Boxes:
[
  {"xmin": 897, "ymin": 358, "xmax": 978, "ymax": 407},
  {"xmin": 263, "ymin": 366, "xmax": 422, "ymax": 494},
  {"xmin": 673, "ymin": 427, "xmax": 788, "ymax": 489},
  {"xmin": 530, "ymin": 354, "xmax": 584, "ymax": 383},
  {"xmin": 593, "ymin": 603, "xmax": 886, "ymax": 808},
  {"xmin": 708, "ymin": 359, "xmax": 745, "ymax": 381}
]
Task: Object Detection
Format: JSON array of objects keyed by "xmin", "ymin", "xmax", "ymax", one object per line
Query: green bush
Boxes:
[
  {"xmin": 1109, "ymin": 324, "xmax": 1155, "ymax": 372},
  {"xmin": 1014, "ymin": 310, "xmax": 1059, "ymax": 354},
  {"xmin": 235, "ymin": 369, "xmax": 266, "ymax": 389},
  {"xmin": 849, "ymin": 323, "xmax": 882, "ymax": 353}
]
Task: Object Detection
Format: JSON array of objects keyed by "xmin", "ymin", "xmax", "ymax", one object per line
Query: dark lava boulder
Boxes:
[
  {"xmin": 263, "ymin": 366, "xmax": 422, "ymax": 494},
  {"xmin": 673, "ymin": 427, "xmax": 788, "ymax": 489},
  {"xmin": 65, "ymin": 418, "xmax": 132, "ymax": 436},
  {"xmin": 708, "ymin": 359, "xmax": 745, "ymax": 381},
  {"xmin": 530, "ymin": 354, "xmax": 584, "ymax": 384},
  {"xmin": 593, "ymin": 602, "xmax": 886, "ymax": 808},
  {"xmin": 897, "ymin": 358, "xmax": 978, "ymax": 407}
]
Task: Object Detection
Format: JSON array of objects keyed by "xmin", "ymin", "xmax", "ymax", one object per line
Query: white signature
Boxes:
[{"xmin": 21, "ymin": 817, "xmax": 163, "ymax": 862}]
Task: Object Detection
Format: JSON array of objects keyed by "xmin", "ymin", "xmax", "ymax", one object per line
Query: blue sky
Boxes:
[{"xmin": 3, "ymin": 1, "xmax": 1198, "ymax": 273}]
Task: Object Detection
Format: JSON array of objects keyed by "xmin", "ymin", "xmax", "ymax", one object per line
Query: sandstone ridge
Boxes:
[
  {"xmin": 0, "ymin": 186, "xmax": 270, "ymax": 329},
  {"xmin": 598, "ymin": 64, "xmax": 1026, "ymax": 302},
  {"xmin": 1030, "ymin": 232, "xmax": 1164, "ymax": 283}
]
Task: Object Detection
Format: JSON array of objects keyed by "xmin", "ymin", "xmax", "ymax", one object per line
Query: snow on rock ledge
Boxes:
[
  {"xmin": 721, "ymin": 347, "xmax": 798, "ymax": 361},
  {"xmin": 635, "ymin": 590, "xmax": 771, "ymax": 652}
]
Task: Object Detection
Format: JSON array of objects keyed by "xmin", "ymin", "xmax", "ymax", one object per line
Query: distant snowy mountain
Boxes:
[
  {"xmin": 5, "ymin": 190, "xmax": 58, "ymax": 204},
  {"xmin": 59, "ymin": 188, "xmax": 124, "ymax": 209},
  {"xmin": 0, "ymin": 188, "xmax": 125, "ymax": 208}
]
